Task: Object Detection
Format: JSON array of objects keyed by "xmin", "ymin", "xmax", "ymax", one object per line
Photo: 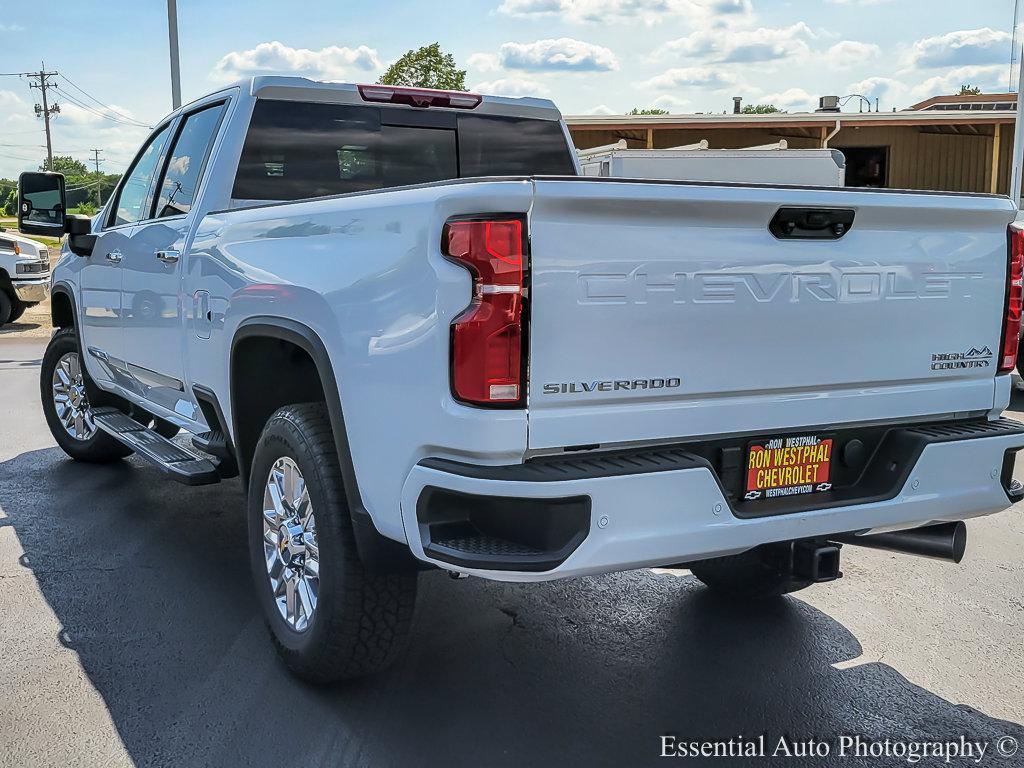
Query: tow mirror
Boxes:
[
  {"xmin": 18, "ymin": 171, "xmax": 66, "ymax": 237},
  {"xmin": 66, "ymin": 214, "xmax": 96, "ymax": 257}
]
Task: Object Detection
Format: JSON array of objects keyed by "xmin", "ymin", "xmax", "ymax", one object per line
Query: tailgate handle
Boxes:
[{"xmin": 769, "ymin": 207, "xmax": 855, "ymax": 240}]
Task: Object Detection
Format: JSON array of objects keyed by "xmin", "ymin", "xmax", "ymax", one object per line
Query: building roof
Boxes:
[
  {"xmin": 564, "ymin": 108, "xmax": 1017, "ymax": 137},
  {"xmin": 909, "ymin": 93, "xmax": 1017, "ymax": 110}
]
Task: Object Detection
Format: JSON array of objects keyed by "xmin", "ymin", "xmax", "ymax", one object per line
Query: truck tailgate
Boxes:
[{"xmin": 526, "ymin": 179, "xmax": 1017, "ymax": 450}]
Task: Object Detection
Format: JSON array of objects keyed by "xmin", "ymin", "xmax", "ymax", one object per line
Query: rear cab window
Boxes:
[{"xmin": 232, "ymin": 100, "xmax": 575, "ymax": 202}]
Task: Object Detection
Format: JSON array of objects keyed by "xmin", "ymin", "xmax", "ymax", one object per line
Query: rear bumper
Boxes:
[
  {"xmin": 400, "ymin": 419, "xmax": 1024, "ymax": 581},
  {"xmin": 11, "ymin": 277, "xmax": 50, "ymax": 304}
]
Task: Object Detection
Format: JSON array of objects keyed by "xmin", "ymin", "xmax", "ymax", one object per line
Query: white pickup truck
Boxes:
[
  {"xmin": 17, "ymin": 77, "xmax": 1024, "ymax": 684},
  {"xmin": 0, "ymin": 227, "xmax": 50, "ymax": 326}
]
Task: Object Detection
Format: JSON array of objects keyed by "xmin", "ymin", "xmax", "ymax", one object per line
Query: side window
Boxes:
[
  {"xmin": 108, "ymin": 123, "xmax": 172, "ymax": 227},
  {"xmin": 154, "ymin": 103, "xmax": 226, "ymax": 219}
]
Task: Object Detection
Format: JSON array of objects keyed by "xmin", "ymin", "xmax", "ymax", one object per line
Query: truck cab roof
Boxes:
[{"xmin": 177, "ymin": 76, "xmax": 564, "ymax": 122}]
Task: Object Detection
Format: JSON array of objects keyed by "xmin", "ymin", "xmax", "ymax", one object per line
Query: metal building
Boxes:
[{"xmin": 566, "ymin": 93, "xmax": 1019, "ymax": 195}]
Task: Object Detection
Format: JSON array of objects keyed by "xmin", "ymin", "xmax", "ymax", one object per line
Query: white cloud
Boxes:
[
  {"xmin": 467, "ymin": 53, "xmax": 501, "ymax": 72},
  {"xmin": 827, "ymin": 40, "xmax": 881, "ymax": 69},
  {"xmin": 583, "ymin": 104, "xmax": 617, "ymax": 115},
  {"xmin": 497, "ymin": 0, "xmax": 751, "ymax": 26},
  {"xmin": 908, "ymin": 28, "xmax": 1011, "ymax": 69},
  {"xmin": 651, "ymin": 94, "xmax": 692, "ymax": 111},
  {"xmin": 826, "ymin": 0, "xmax": 891, "ymax": 4},
  {"xmin": 907, "ymin": 64, "xmax": 1006, "ymax": 102},
  {"xmin": 58, "ymin": 101, "xmax": 147, "ymax": 128},
  {"xmin": 167, "ymin": 155, "xmax": 191, "ymax": 177},
  {"xmin": 640, "ymin": 66, "xmax": 739, "ymax": 90},
  {"xmin": 846, "ymin": 76, "xmax": 907, "ymax": 106},
  {"xmin": 688, "ymin": 0, "xmax": 753, "ymax": 27},
  {"xmin": 498, "ymin": 0, "xmax": 565, "ymax": 15},
  {"xmin": 473, "ymin": 77, "xmax": 550, "ymax": 96},
  {"xmin": 705, "ymin": 0, "xmax": 752, "ymax": 15},
  {"xmin": 0, "ymin": 90, "xmax": 28, "ymax": 111},
  {"xmin": 657, "ymin": 22, "xmax": 820, "ymax": 64},
  {"xmin": 499, "ymin": 38, "xmax": 618, "ymax": 71},
  {"xmin": 844, "ymin": 65, "xmax": 1008, "ymax": 111},
  {"xmin": 753, "ymin": 87, "xmax": 816, "ymax": 111},
  {"xmin": 211, "ymin": 41, "xmax": 382, "ymax": 82}
]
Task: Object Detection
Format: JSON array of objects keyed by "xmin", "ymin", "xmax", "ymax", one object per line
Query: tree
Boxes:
[
  {"xmin": 741, "ymin": 104, "xmax": 784, "ymax": 114},
  {"xmin": 959, "ymin": 84, "xmax": 982, "ymax": 95},
  {"xmin": 40, "ymin": 155, "xmax": 89, "ymax": 176},
  {"xmin": 629, "ymin": 107, "xmax": 669, "ymax": 115},
  {"xmin": 378, "ymin": 43, "xmax": 467, "ymax": 90},
  {"xmin": 2, "ymin": 187, "xmax": 16, "ymax": 217}
]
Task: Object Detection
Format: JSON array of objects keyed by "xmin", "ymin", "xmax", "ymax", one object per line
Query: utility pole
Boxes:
[
  {"xmin": 167, "ymin": 0, "xmax": 182, "ymax": 110},
  {"xmin": 1012, "ymin": 43, "xmax": 1024, "ymax": 204},
  {"xmin": 26, "ymin": 66, "xmax": 59, "ymax": 170},
  {"xmin": 1012, "ymin": 0, "xmax": 1022, "ymax": 92},
  {"xmin": 90, "ymin": 149, "xmax": 103, "ymax": 205}
]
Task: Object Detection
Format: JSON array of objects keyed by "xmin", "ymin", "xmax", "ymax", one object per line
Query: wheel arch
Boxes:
[
  {"xmin": 0, "ymin": 268, "xmax": 12, "ymax": 301},
  {"xmin": 229, "ymin": 317, "xmax": 421, "ymax": 574},
  {"xmin": 50, "ymin": 283, "xmax": 77, "ymax": 329}
]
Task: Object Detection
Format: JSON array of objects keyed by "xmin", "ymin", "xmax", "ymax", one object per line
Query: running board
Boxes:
[{"xmin": 91, "ymin": 407, "xmax": 221, "ymax": 486}]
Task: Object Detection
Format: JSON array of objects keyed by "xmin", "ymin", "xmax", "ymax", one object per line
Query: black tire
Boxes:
[
  {"xmin": 40, "ymin": 328, "xmax": 131, "ymax": 463},
  {"xmin": 8, "ymin": 298, "xmax": 27, "ymax": 324},
  {"xmin": 0, "ymin": 290, "xmax": 11, "ymax": 327},
  {"xmin": 248, "ymin": 403, "xmax": 418, "ymax": 683},
  {"xmin": 689, "ymin": 547, "xmax": 812, "ymax": 599}
]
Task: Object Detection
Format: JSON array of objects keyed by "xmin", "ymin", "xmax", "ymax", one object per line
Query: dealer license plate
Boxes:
[{"xmin": 744, "ymin": 435, "xmax": 833, "ymax": 501}]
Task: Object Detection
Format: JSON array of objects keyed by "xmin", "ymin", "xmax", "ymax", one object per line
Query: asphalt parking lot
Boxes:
[{"xmin": 1, "ymin": 335, "xmax": 1023, "ymax": 767}]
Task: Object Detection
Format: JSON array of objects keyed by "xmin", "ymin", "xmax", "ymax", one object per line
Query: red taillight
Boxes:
[
  {"xmin": 443, "ymin": 218, "xmax": 526, "ymax": 406},
  {"xmin": 357, "ymin": 84, "xmax": 482, "ymax": 110},
  {"xmin": 1001, "ymin": 226, "xmax": 1024, "ymax": 373}
]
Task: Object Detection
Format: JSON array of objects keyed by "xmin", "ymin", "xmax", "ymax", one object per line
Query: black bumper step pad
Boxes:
[{"xmin": 92, "ymin": 407, "xmax": 220, "ymax": 486}]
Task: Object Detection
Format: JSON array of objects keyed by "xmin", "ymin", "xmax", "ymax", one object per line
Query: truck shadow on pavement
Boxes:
[
  {"xmin": 0, "ymin": 320, "xmax": 45, "ymax": 337},
  {"xmin": 1, "ymin": 446, "xmax": 1022, "ymax": 768}
]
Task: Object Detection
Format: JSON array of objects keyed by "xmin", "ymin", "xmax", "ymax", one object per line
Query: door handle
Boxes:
[
  {"xmin": 105, "ymin": 249, "xmax": 122, "ymax": 263},
  {"xmin": 769, "ymin": 207, "xmax": 855, "ymax": 240},
  {"xmin": 155, "ymin": 249, "xmax": 180, "ymax": 264}
]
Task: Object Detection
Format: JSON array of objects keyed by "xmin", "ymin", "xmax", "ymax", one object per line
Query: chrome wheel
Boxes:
[
  {"xmin": 263, "ymin": 457, "xmax": 319, "ymax": 632},
  {"xmin": 51, "ymin": 351, "xmax": 96, "ymax": 441}
]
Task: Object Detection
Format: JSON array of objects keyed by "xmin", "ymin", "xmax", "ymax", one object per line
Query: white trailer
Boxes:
[{"xmin": 578, "ymin": 141, "xmax": 847, "ymax": 187}]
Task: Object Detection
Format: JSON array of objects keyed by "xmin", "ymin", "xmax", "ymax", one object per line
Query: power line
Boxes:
[
  {"xmin": 0, "ymin": 151, "xmax": 41, "ymax": 162},
  {"xmin": 3, "ymin": 68, "xmax": 152, "ymax": 127},
  {"xmin": 54, "ymin": 87, "xmax": 152, "ymax": 129},
  {"xmin": 58, "ymin": 72, "xmax": 152, "ymax": 127}
]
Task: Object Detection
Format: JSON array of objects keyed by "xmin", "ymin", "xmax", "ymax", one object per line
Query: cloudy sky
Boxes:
[{"xmin": 0, "ymin": 0, "xmax": 1018, "ymax": 178}]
